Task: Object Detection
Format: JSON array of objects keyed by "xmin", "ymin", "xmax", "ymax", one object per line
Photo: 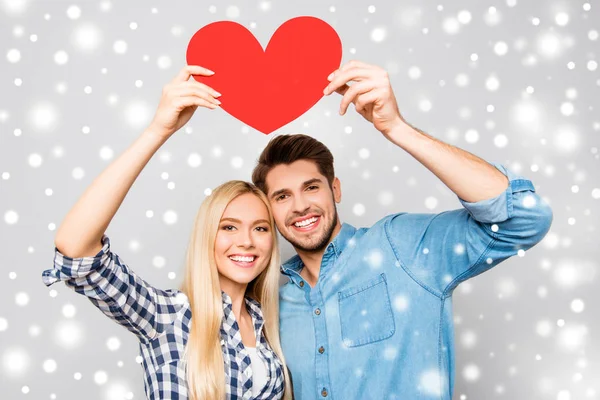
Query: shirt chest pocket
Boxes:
[{"xmin": 337, "ymin": 273, "xmax": 395, "ymax": 347}]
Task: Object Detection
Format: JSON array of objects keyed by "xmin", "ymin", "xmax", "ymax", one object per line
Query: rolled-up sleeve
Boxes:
[
  {"xmin": 42, "ymin": 234, "xmax": 181, "ymax": 343},
  {"xmin": 457, "ymin": 163, "xmax": 538, "ymax": 223},
  {"xmin": 385, "ymin": 163, "xmax": 553, "ymax": 297},
  {"xmin": 43, "ymin": 234, "xmax": 112, "ymax": 287}
]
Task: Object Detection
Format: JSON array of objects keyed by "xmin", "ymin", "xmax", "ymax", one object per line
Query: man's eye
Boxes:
[
  {"xmin": 276, "ymin": 194, "xmax": 287, "ymax": 201},
  {"xmin": 307, "ymin": 185, "xmax": 318, "ymax": 190}
]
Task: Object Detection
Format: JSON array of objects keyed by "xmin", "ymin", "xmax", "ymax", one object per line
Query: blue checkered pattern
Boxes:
[{"xmin": 42, "ymin": 234, "xmax": 285, "ymax": 400}]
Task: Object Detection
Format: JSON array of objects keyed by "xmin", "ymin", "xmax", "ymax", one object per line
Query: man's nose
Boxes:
[{"xmin": 292, "ymin": 194, "xmax": 310, "ymax": 214}]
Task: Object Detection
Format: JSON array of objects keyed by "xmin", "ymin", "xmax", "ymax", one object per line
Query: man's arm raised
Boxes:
[
  {"xmin": 323, "ymin": 59, "xmax": 508, "ymax": 203},
  {"xmin": 324, "ymin": 60, "xmax": 552, "ymax": 295}
]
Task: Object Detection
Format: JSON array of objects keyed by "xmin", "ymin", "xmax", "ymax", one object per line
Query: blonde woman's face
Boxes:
[{"xmin": 214, "ymin": 193, "xmax": 274, "ymax": 293}]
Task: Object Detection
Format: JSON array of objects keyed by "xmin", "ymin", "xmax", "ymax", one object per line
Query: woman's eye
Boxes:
[
  {"xmin": 222, "ymin": 225, "xmax": 236, "ymax": 231},
  {"xmin": 256, "ymin": 226, "xmax": 269, "ymax": 232}
]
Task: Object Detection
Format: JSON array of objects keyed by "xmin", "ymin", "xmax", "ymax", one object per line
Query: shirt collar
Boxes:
[
  {"xmin": 221, "ymin": 291, "xmax": 264, "ymax": 326},
  {"xmin": 280, "ymin": 222, "xmax": 357, "ymax": 276}
]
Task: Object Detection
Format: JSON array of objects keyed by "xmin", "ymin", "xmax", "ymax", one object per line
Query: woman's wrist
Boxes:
[{"xmin": 143, "ymin": 124, "xmax": 172, "ymax": 144}]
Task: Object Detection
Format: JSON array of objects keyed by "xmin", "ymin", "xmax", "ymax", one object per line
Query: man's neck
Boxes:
[
  {"xmin": 295, "ymin": 249, "xmax": 325, "ymax": 287},
  {"xmin": 294, "ymin": 222, "xmax": 343, "ymax": 288}
]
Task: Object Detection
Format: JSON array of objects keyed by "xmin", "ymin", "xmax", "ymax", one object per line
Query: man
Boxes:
[{"xmin": 251, "ymin": 60, "xmax": 553, "ymax": 399}]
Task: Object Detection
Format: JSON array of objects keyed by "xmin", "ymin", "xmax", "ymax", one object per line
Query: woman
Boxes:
[{"xmin": 42, "ymin": 65, "xmax": 292, "ymax": 399}]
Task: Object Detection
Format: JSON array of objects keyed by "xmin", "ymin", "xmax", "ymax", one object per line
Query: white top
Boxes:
[{"xmin": 246, "ymin": 346, "xmax": 268, "ymax": 396}]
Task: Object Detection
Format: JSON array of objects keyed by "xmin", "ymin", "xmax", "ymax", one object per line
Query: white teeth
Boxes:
[
  {"xmin": 229, "ymin": 256, "xmax": 255, "ymax": 263},
  {"xmin": 294, "ymin": 216, "xmax": 318, "ymax": 227}
]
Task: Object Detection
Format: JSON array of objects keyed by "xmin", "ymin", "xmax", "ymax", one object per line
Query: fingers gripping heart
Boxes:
[{"xmin": 186, "ymin": 17, "xmax": 343, "ymax": 135}]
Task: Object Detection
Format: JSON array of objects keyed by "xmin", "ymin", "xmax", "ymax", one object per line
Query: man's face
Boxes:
[{"xmin": 265, "ymin": 160, "xmax": 342, "ymax": 253}]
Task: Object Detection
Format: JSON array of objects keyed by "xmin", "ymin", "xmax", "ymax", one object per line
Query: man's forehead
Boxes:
[{"xmin": 265, "ymin": 160, "xmax": 323, "ymax": 193}]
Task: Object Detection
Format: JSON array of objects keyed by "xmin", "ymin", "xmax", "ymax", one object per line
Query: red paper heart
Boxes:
[{"xmin": 186, "ymin": 16, "xmax": 342, "ymax": 134}]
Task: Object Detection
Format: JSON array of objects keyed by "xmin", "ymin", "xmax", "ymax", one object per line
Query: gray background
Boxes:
[{"xmin": 1, "ymin": 0, "xmax": 598, "ymax": 399}]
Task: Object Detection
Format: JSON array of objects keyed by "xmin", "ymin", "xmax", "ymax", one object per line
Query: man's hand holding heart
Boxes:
[{"xmin": 323, "ymin": 60, "xmax": 410, "ymax": 143}]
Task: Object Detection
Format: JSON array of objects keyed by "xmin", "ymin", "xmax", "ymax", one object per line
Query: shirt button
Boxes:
[
  {"xmin": 314, "ymin": 308, "xmax": 321, "ymax": 315},
  {"xmin": 318, "ymin": 346, "xmax": 325, "ymax": 354},
  {"xmin": 299, "ymin": 281, "xmax": 305, "ymax": 288},
  {"xmin": 321, "ymin": 388, "xmax": 328, "ymax": 397}
]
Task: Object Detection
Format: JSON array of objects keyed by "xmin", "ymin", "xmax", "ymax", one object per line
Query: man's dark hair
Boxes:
[{"xmin": 252, "ymin": 134, "xmax": 335, "ymax": 194}]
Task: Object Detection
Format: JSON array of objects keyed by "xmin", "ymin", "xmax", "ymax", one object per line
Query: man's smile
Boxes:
[{"xmin": 291, "ymin": 215, "xmax": 321, "ymax": 232}]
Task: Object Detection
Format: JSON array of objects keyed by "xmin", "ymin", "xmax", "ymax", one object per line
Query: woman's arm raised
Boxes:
[{"xmin": 54, "ymin": 65, "xmax": 221, "ymax": 258}]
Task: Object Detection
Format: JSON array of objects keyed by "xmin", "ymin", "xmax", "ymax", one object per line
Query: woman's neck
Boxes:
[{"xmin": 220, "ymin": 279, "xmax": 249, "ymax": 321}]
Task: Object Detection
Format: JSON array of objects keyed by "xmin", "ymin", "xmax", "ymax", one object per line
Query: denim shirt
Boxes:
[{"xmin": 279, "ymin": 164, "xmax": 553, "ymax": 400}]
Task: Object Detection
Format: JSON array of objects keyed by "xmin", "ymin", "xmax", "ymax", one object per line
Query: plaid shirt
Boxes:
[{"xmin": 42, "ymin": 234, "xmax": 286, "ymax": 400}]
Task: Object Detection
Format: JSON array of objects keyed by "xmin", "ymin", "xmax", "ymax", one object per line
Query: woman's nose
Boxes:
[{"xmin": 236, "ymin": 229, "xmax": 254, "ymax": 248}]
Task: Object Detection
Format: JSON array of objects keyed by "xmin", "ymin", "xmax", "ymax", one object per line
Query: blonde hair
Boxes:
[{"xmin": 180, "ymin": 180, "xmax": 292, "ymax": 400}]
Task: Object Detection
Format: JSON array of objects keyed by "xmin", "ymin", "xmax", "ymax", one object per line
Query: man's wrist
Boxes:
[{"xmin": 384, "ymin": 119, "xmax": 424, "ymax": 148}]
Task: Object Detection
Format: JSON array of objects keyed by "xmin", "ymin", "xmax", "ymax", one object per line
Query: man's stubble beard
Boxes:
[{"xmin": 279, "ymin": 205, "xmax": 339, "ymax": 253}]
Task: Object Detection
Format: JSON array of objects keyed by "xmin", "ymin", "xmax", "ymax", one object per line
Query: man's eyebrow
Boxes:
[
  {"xmin": 269, "ymin": 178, "xmax": 324, "ymax": 199},
  {"xmin": 303, "ymin": 178, "xmax": 323, "ymax": 186},
  {"xmin": 270, "ymin": 188, "xmax": 288, "ymax": 200},
  {"xmin": 220, "ymin": 217, "xmax": 270, "ymax": 225}
]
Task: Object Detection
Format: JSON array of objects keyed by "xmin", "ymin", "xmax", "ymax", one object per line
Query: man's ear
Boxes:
[{"xmin": 332, "ymin": 177, "xmax": 342, "ymax": 203}]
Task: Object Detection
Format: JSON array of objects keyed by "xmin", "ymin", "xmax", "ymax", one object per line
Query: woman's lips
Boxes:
[{"xmin": 228, "ymin": 257, "xmax": 258, "ymax": 268}]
